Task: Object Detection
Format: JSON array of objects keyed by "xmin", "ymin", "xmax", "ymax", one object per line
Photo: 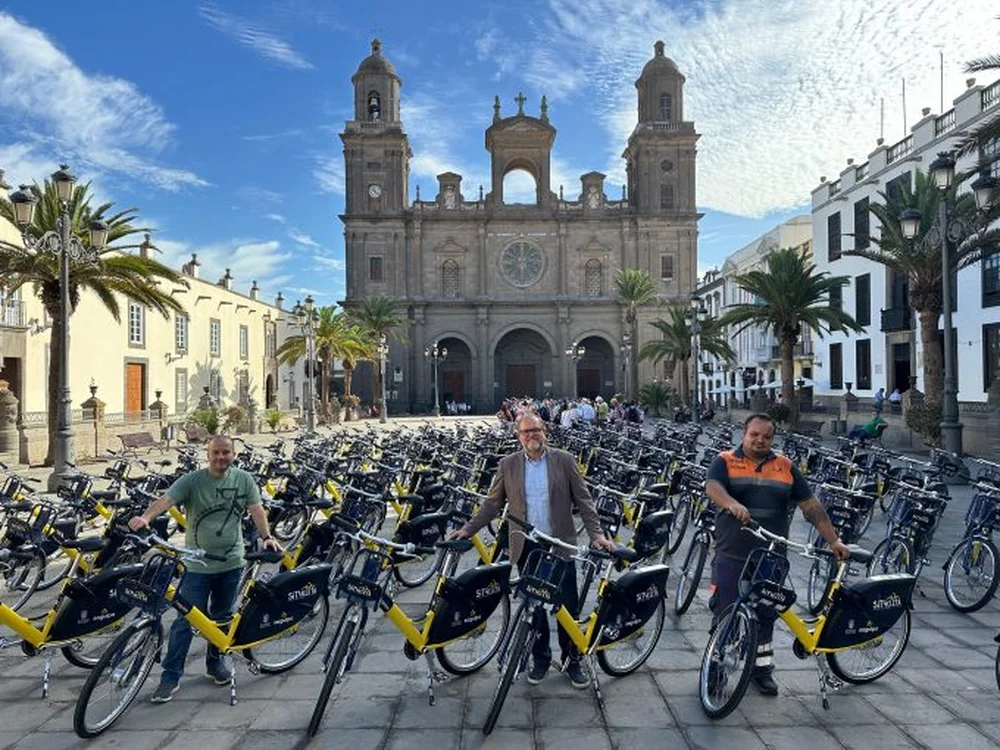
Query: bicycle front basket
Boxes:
[
  {"xmin": 116, "ymin": 555, "xmax": 177, "ymax": 616},
  {"xmin": 517, "ymin": 549, "xmax": 568, "ymax": 606},
  {"xmin": 739, "ymin": 547, "xmax": 795, "ymax": 611},
  {"xmin": 3, "ymin": 504, "xmax": 55, "ymax": 546}
]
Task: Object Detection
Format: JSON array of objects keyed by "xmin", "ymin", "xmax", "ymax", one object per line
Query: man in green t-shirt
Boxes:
[{"xmin": 128, "ymin": 435, "xmax": 281, "ymax": 703}]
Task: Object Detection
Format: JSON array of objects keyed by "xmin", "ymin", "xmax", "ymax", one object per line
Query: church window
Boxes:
[
  {"xmin": 367, "ymin": 90, "xmax": 381, "ymax": 121},
  {"xmin": 442, "ymin": 259, "xmax": 461, "ymax": 298},
  {"xmin": 369, "ymin": 256, "xmax": 384, "ymax": 282},
  {"xmin": 584, "ymin": 259, "xmax": 602, "ymax": 296},
  {"xmin": 660, "ymin": 254, "xmax": 675, "ymax": 281},
  {"xmin": 659, "ymin": 93, "xmax": 672, "ymax": 121},
  {"xmin": 659, "ymin": 183, "xmax": 674, "ymax": 210}
]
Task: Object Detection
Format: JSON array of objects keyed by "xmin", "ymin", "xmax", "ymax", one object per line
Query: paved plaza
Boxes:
[{"xmin": 1, "ymin": 421, "xmax": 999, "ymax": 749}]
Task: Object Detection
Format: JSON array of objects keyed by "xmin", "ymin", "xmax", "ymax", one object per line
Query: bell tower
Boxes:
[{"xmin": 623, "ymin": 40, "xmax": 699, "ymax": 216}]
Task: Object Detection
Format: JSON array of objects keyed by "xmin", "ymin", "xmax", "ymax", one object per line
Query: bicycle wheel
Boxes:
[
  {"xmin": 272, "ymin": 506, "xmax": 310, "ymax": 544},
  {"xmin": 995, "ymin": 642, "xmax": 1000, "ymax": 691},
  {"xmin": 699, "ymin": 605, "xmax": 757, "ymax": 720},
  {"xmin": 827, "ymin": 609, "xmax": 911, "ymax": 684},
  {"xmin": 664, "ymin": 495, "xmax": 692, "ymax": 556},
  {"xmin": 307, "ymin": 615, "xmax": 356, "ymax": 738},
  {"xmin": 943, "ymin": 537, "xmax": 999, "ymax": 613},
  {"xmin": 73, "ymin": 618, "xmax": 162, "ymax": 738},
  {"xmin": 867, "ymin": 537, "xmax": 914, "ymax": 576},
  {"xmin": 674, "ymin": 535, "xmax": 708, "ymax": 616},
  {"xmin": 483, "ymin": 606, "xmax": 533, "ymax": 736},
  {"xmin": 598, "ymin": 598, "xmax": 665, "ymax": 676},
  {"xmin": 246, "ymin": 595, "xmax": 330, "ymax": 673},
  {"xmin": 806, "ymin": 555, "xmax": 837, "ymax": 615},
  {"xmin": 62, "ymin": 620, "xmax": 127, "ymax": 669},
  {"xmin": 855, "ymin": 501, "xmax": 876, "ymax": 540},
  {"xmin": 37, "ymin": 548, "xmax": 74, "ymax": 590},
  {"xmin": 394, "ymin": 549, "xmax": 445, "ymax": 589},
  {"xmin": 437, "ymin": 593, "xmax": 511, "ymax": 675},
  {"xmin": 1, "ymin": 547, "xmax": 46, "ymax": 612},
  {"xmin": 362, "ymin": 502, "xmax": 387, "ymax": 535}
]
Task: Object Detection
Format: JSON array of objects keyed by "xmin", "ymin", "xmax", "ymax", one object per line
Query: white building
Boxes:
[
  {"xmin": 696, "ymin": 216, "xmax": 813, "ymax": 406},
  {"xmin": 811, "ymin": 77, "xmax": 1000, "ymax": 403}
]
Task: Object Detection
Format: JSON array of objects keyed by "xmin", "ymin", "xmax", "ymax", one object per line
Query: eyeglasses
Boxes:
[{"xmin": 518, "ymin": 428, "xmax": 544, "ymax": 436}]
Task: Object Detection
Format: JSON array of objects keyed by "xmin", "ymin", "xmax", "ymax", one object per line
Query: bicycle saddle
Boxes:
[{"xmin": 246, "ymin": 549, "xmax": 285, "ymax": 564}]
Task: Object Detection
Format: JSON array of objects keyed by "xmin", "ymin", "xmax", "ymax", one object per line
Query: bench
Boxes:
[
  {"xmin": 119, "ymin": 431, "xmax": 165, "ymax": 457},
  {"xmin": 183, "ymin": 423, "xmax": 211, "ymax": 443},
  {"xmin": 792, "ymin": 420, "xmax": 825, "ymax": 438}
]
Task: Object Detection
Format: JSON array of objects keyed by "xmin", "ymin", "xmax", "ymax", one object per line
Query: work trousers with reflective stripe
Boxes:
[{"xmin": 710, "ymin": 553, "xmax": 775, "ymax": 673}]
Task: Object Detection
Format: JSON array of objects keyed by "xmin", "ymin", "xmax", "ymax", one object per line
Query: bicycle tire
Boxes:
[
  {"xmin": 362, "ymin": 502, "xmax": 387, "ymax": 535},
  {"xmin": 598, "ymin": 598, "xmax": 665, "ymax": 676},
  {"xmin": 674, "ymin": 535, "xmax": 708, "ymax": 616},
  {"xmin": 246, "ymin": 595, "xmax": 330, "ymax": 673},
  {"xmin": 806, "ymin": 554, "xmax": 837, "ymax": 615},
  {"xmin": 943, "ymin": 537, "xmax": 999, "ymax": 613},
  {"xmin": 664, "ymin": 495, "xmax": 692, "ymax": 555},
  {"xmin": 272, "ymin": 506, "xmax": 310, "ymax": 544},
  {"xmin": 827, "ymin": 609, "xmax": 911, "ymax": 684},
  {"xmin": 437, "ymin": 593, "xmax": 511, "ymax": 675},
  {"xmin": 855, "ymin": 501, "xmax": 876, "ymax": 540},
  {"xmin": 482, "ymin": 607, "xmax": 533, "ymax": 736},
  {"xmin": 61, "ymin": 620, "xmax": 127, "ymax": 669},
  {"xmin": 73, "ymin": 617, "xmax": 161, "ymax": 738},
  {"xmin": 37, "ymin": 547, "xmax": 74, "ymax": 590},
  {"xmin": 699, "ymin": 605, "xmax": 757, "ymax": 720},
  {"xmin": 867, "ymin": 537, "xmax": 914, "ymax": 576},
  {"xmin": 307, "ymin": 617, "xmax": 356, "ymax": 738},
  {"xmin": 393, "ymin": 548, "xmax": 445, "ymax": 588},
  {"xmin": 995, "ymin": 642, "xmax": 1000, "ymax": 691},
  {"xmin": 1, "ymin": 547, "xmax": 46, "ymax": 612}
]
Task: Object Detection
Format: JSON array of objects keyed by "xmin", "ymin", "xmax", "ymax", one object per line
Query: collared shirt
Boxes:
[{"xmin": 523, "ymin": 450, "xmax": 551, "ymax": 535}]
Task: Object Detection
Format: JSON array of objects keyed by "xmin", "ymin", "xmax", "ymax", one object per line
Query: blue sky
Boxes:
[{"xmin": 1, "ymin": 1, "xmax": 997, "ymax": 305}]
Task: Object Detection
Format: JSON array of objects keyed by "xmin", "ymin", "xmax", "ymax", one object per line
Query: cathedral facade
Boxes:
[{"xmin": 341, "ymin": 40, "xmax": 700, "ymax": 413}]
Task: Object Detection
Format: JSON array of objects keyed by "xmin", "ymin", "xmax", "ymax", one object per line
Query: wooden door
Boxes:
[
  {"xmin": 442, "ymin": 371, "xmax": 465, "ymax": 402},
  {"xmin": 577, "ymin": 368, "xmax": 600, "ymax": 399},
  {"xmin": 125, "ymin": 363, "xmax": 144, "ymax": 413},
  {"xmin": 506, "ymin": 365, "xmax": 535, "ymax": 398}
]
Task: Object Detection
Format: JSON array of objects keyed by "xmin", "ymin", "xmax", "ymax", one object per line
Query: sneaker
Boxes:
[
  {"xmin": 564, "ymin": 659, "xmax": 589, "ymax": 690},
  {"xmin": 207, "ymin": 662, "xmax": 232, "ymax": 686},
  {"xmin": 150, "ymin": 682, "xmax": 178, "ymax": 704},
  {"xmin": 750, "ymin": 670, "xmax": 779, "ymax": 696},
  {"xmin": 526, "ymin": 660, "xmax": 549, "ymax": 685}
]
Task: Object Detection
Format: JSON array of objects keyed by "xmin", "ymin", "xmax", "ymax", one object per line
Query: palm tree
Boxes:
[
  {"xmin": 614, "ymin": 268, "xmax": 657, "ymax": 398},
  {"xmin": 347, "ymin": 295, "xmax": 406, "ymax": 412},
  {"xmin": 0, "ymin": 178, "xmax": 185, "ymax": 465},
  {"xmin": 638, "ymin": 306, "xmax": 735, "ymax": 405},
  {"xmin": 845, "ymin": 170, "xmax": 992, "ymax": 405},
  {"xmin": 955, "ymin": 48, "xmax": 1000, "ymax": 166},
  {"xmin": 719, "ymin": 248, "xmax": 863, "ymax": 426}
]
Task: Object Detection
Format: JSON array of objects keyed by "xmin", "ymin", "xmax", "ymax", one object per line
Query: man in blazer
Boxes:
[{"xmin": 451, "ymin": 412, "xmax": 615, "ymax": 688}]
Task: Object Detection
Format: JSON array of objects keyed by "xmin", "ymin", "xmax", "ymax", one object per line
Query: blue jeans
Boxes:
[{"xmin": 159, "ymin": 568, "xmax": 241, "ymax": 686}]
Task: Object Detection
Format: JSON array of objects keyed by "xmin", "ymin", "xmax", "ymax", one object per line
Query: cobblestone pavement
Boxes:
[{"xmin": 2, "ymin": 422, "xmax": 999, "ymax": 749}]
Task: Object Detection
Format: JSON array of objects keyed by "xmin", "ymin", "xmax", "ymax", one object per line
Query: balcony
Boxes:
[
  {"xmin": 769, "ymin": 344, "xmax": 813, "ymax": 360},
  {"xmin": 1, "ymin": 301, "xmax": 25, "ymax": 328},
  {"xmin": 880, "ymin": 307, "xmax": 914, "ymax": 332}
]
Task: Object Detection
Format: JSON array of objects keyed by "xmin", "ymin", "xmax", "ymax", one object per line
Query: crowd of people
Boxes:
[{"xmin": 495, "ymin": 395, "xmax": 646, "ymax": 427}]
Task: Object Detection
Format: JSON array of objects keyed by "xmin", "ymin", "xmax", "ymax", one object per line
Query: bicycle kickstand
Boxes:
[
  {"xmin": 229, "ymin": 657, "xmax": 238, "ymax": 706},
  {"xmin": 814, "ymin": 655, "xmax": 843, "ymax": 710},
  {"xmin": 423, "ymin": 651, "xmax": 450, "ymax": 706},
  {"xmin": 42, "ymin": 652, "xmax": 52, "ymax": 699},
  {"xmin": 586, "ymin": 654, "xmax": 606, "ymax": 714}
]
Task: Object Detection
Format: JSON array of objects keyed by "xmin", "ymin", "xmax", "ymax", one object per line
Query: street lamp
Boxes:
[
  {"xmin": 8, "ymin": 167, "xmax": 108, "ymax": 490},
  {"xmin": 565, "ymin": 340, "xmax": 585, "ymax": 397},
  {"xmin": 685, "ymin": 295, "xmax": 708, "ymax": 424},
  {"xmin": 619, "ymin": 332, "xmax": 632, "ymax": 400},
  {"xmin": 899, "ymin": 151, "xmax": 997, "ymax": 454},
  {"xmin": 377, "ymin": 333, "xmax": 389, "ymax": 424},
  {"xmin": 291, "ymin": 295, "xmax": 320, "ymax": 433},
  {"xmin": 424, "ymin": 340, "xmax": 447, "ymax": 417}
]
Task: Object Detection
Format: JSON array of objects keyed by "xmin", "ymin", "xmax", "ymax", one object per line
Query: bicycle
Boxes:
[
  {"xmin": 482, "ymin": 516, "xmax": 669, "ymax": 736},
  {"xmin": 942, "ymin": 480, "xmax": 1000, "ymax": 612},
  {"xmin": 307, "ymin": 515, "xmax": 512, "ymax": 737},
  {"xmin": 73, "ymin": 533, "xmax": 332, "ymax": 738},
  {"xmin": 674, "ymin": 499, "xmax": 715, "ymax": 616},
  {"xmin": 699, "ymin": 522, "xmax": 914, "ymax": 719}
]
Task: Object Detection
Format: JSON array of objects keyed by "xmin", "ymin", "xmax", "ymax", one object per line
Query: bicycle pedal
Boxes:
[
  {"xmin": 247, "ymin": 661, "xmax": 261, "ymax": 675},
  {"xmin": 824, "ymin": 675, "xmax": 844, "ymax": 691},
  {"xmin": 430, "ymin": 671, "xmax": 450, "ymax": 683}
]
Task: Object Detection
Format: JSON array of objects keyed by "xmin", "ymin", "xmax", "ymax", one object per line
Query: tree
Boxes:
[
  {"xmin": 955, "ymin": 48, "xmax": 1000, "ymax": 168},
  {"xmin": 638, "ymin": 305, "xmax": 735, "ymax": 405},
  {"xmin": 614, "ymin": 268, "xmax": 657, "ymax": 398},
  {"xmin": 347, "ymin": 295, "xmax": 405, "ymax": 411},
  {"xmin": 0, "ymin": 178, "xmax": 185, "ymax": 465},
  {"xmin": 719, "ymin": 248, "xmax": 863, "ymax": 426},
  {"xmin": 845, "ymin": 170, "xmax": 994, "ymax": 405}
]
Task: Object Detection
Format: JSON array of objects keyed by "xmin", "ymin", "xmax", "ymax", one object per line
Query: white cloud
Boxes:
[
  {"xmin": 513, "ymin": 0, "xmax": 1000, "ymax": 217},
  {"xmin": 288, "ymin": 229, "xmax": 321, "ymax": 248},
  {"xmin": 264, "ymin": 213, "xmax": 287, "ymax": 224},
  {"xmin": 313, "ymin": 153, "xmax": 345, "ymax": 195},
  {"xmin": 156, "ymin": 236, "xmax": 294, "ymax": 299},
  {"xmin": 313, "ymin": 255, "xmax": 345, "ymax": 271},
  {"xmin": 242, "ymin": 129, "xmax": 304, "ymax": 141},
  {"xmin": 238, "ymin": 186, "xmax": 284, "ymax": 204},
  {"xmin": 403, "ymin": 93, "xmax": 490, "ymax": 196},
  {"xmin": 198, "ymin": 3, "xmax": 313, "ymax": 70},
  {"xmin": 0, "ymin": 13, "xmax": 207, "ymax": 192}
]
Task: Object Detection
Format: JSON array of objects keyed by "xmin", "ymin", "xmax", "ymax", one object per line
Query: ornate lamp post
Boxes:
[
  {"xmin": 685, "ymin": 295, "xmax": 708, "ymax": 424},
  {"xmin": 424, "ymin": 340, "xmax": 447, "ymax": 417},
  {"xmin": 291, "ymin": 296, "xmax": 320, "ymax": 433},
  {"xmin": 8, "ymin": 167, "xmax": 108, "ymax": 490},
  {"xmin": 377, "ymin": 334, "xmax": 389, "ymax": 424},
  {"xmin": 899, "ymin": 152, "xmax": 997, "ymax": 454},
  {"xmin": 619, "ymin": 332, "xmax": 632, "ymax": 400},
  {"xmin": 565, "ymin": 340, "xmax": 585, "ymax": 397}
]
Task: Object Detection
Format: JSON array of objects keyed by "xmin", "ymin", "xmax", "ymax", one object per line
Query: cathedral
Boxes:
[{"xmin": 341, "ymin": 40, "xmax": 699, "ymax": 413}]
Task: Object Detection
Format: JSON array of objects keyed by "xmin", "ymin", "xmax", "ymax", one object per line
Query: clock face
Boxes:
[
  {"xmin": 500, "ymin": 241, "xmax": 544, "ymax": 288},
  {"xmin": 368, "ymin": 184, "xmax": 382, "ymax": 198}
]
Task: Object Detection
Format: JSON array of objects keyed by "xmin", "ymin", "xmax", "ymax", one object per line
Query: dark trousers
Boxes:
[
  {"xmin": 710, "ymin": 553, "xmax": 776, "ymax": 674},
  {"xmin": 160, "ymin": 568, "xmax": 241, "ymax": 686},
  {"xmin": 518, "ymin": 545, "xmax": 580, "ymax": 667}
]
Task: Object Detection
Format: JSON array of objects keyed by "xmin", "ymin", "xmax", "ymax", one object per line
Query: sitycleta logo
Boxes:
[
  {"xmin": 634, "ymin": 584, "xmax": 660, "ymax": 603},
  {"xmin": 344, "ymin": 580, "xmax": 374, "ymax": 599},
  {"xmin": 475, "ymin": 579, "xmax": 501, "ymax": 600},
  {"xmin": 870, "ymin": 592, "xmax": 903, "ymax": 611},
  {"xmin": 523, "ymin": 584, "xmax": 551, "ymax": 601},
  {"xmin": 287, "ymin": 581, "xmax": 319, "ymax": 602}
]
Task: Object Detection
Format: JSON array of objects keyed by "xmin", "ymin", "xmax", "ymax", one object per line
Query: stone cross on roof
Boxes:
[{"xmin": 514, "ymin": 92, "xmax": 526, "ymax": 115}]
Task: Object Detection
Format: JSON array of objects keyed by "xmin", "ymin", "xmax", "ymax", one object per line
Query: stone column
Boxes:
[
  {"xmin": 198, "ymin": 386, "xmax": 217, "ymax": 410},
  {"xmin": 246, "ymin": 397, "xmax": 258, "ymax": 435},
  {"xmin": 838, "ymin": 383, "xmax": 858, "ymax": 435},
  {"xmin": 0, "ymin": 388, "xmax": 19, "ymax": 457},
  {"xmin": 80, "ymin": 388, "xmax": 106, "ymax": 458},
  {"xmin": 149, "ymin": 390, "xmax": 169, "ymax": 443}
]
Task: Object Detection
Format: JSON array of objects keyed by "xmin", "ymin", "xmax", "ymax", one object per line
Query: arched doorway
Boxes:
[
  {"xmin": 575, "ymin": 336, "xmax": 615, "ymax": 399},
  {"xmin": 265, "ymin": 373, "xmax": 275, "ymax": 409},
  {"xmin": 436, "ymin": 337, "xmax": 473, "ymax": 412},
  {"xmin": 493, "ymin": 328, "xmax": 552, "ymax": 404}
]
